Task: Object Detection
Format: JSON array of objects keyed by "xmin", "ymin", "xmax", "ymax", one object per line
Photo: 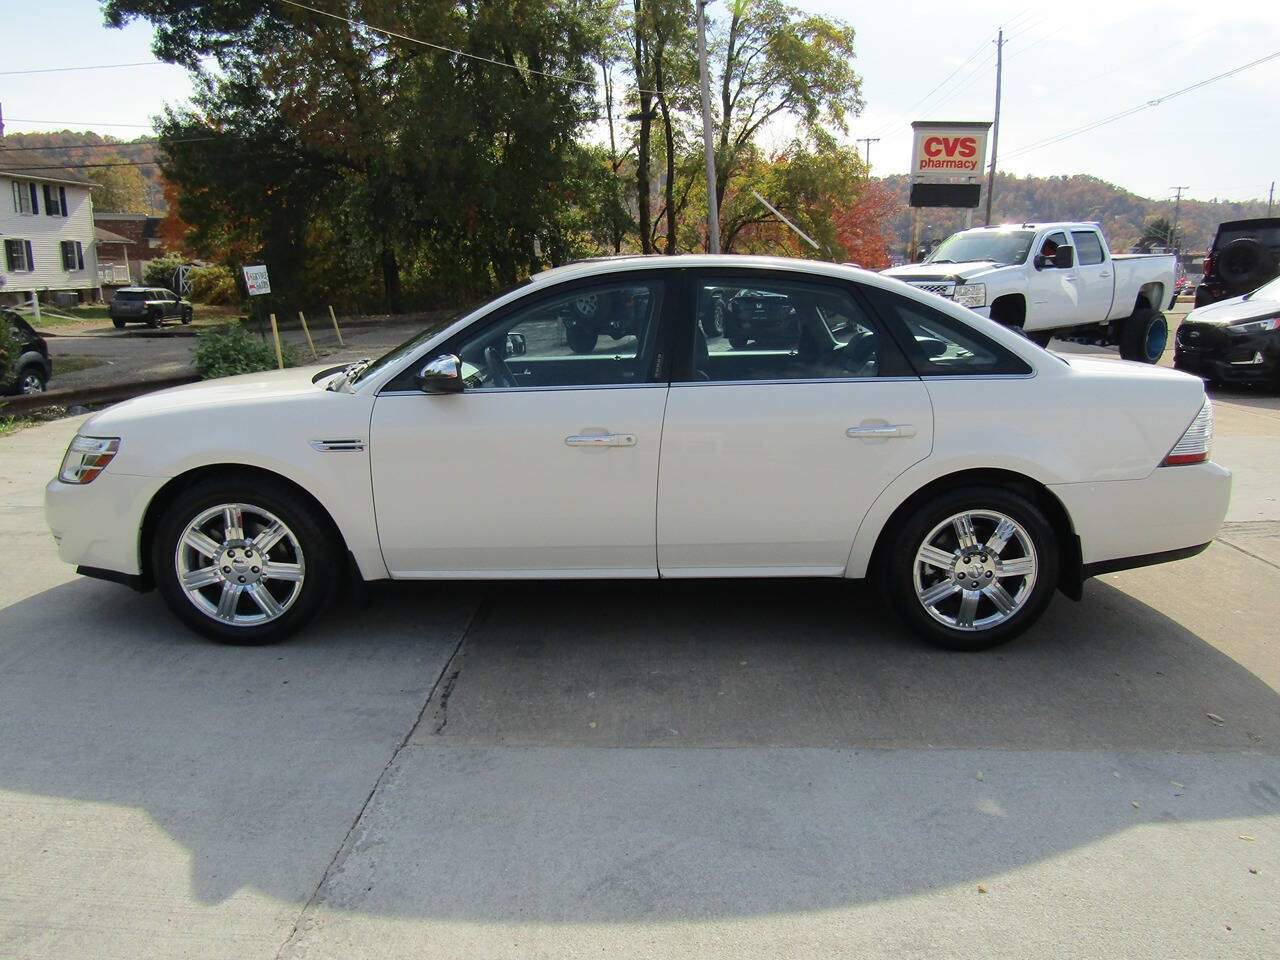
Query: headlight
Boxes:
[
  {"xmin": 952, "ymin": 283, "xmax": 986, "ymax": 308},
  {"xmin": 1233, "ymin": 315, "xmax": 1280, "ymax": 334},
  {"xmin": 59, "ymin": 435, "xmax": 120, "ymax": 484}
]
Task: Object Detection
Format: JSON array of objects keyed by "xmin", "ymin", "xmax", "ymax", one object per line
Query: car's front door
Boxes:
[
  {"xmin": 656, "ymin": 273, "xmax": 934, "ymax": 576},
  {"xmin": 369, "ymin": 275, "xmax": 671, "ymax": 577},
  {"xmin": 1026, "ymin": 230, "xmax": 1076, "ymax": 327}
]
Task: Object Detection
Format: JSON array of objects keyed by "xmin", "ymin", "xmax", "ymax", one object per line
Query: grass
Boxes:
[
  {"xmin": 17, "ymin": 303, "xmax": 241, "ymax": 329},
  {"xmin": 0, "ymin": 415, "xmax": 36, "ymax": 437},
  {"xmin": 52, "ymin": 356, "xmax": 107, "ymax": 375}
]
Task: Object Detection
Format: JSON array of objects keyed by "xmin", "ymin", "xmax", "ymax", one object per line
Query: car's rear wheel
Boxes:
[
  {"xmin": 181, "ymin": 307, "xmax": 193, "ymax": 324},
  {"xmin": 152, "ymin": 477, "xmax": 338, "ymax": 644},
  {"xmin": 1119, "ymin": 308, "xmax": 1167, "ymax": 363},
  {"xmin": 881, "ymin": 486, "xmax": 1058, "ymax": 650},
  {"xmin": 148, "ymin": 309, "xmax": 164, "ymax": 329},
  {"xmin": 18, "ymin": 365, "xmax": 47, "ymax": 394},
  {"xmin": 112, "ymin": 318, "xmax": 126, "ymax": 329}
]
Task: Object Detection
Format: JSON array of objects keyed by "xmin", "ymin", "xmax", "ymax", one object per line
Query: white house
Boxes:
[{"xmin": 0, "ymin": 165, "xmax": 99, "ymax": 306}]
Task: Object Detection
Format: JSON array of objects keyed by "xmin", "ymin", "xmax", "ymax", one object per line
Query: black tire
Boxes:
[
  {"xmin": 1025, "ymin": 330, "xmax": 1053, "ymax": 348},
  {"xmin": 148, "ymin": 309, "xmax": 164, "ymax": 329},
  {"xmin": 729, "ymin": 336, "xmax": 749, "ymax": 350},
  {"xmin": 701, "ymin": 300, "xmax": 726, "ymax": 338},
  {"xmin": 564, "ymin": 321, "xmax": 599, "ymax": 354},
  {"xmin": 151, "ymin": 475, "xmax": 340, "ymax": 644},
  {"xmin": 181, "ymin": 308, "xmax": 193, "ymax": 324},
  {"xmin": 1217, "ymin": 237, "xmax": 1278, "ymax": 293},
  {"xmin": 112, "ymin": 318, "xmax": 126, "ymax": 329},
  {"xmin": 17, "ymin": 365, "xmax": 47, "ymax": 395},
  {"xmin": 1118, "ymin": 308, "xmax": 1168, "ymax": 363},
  {"xmin": 879, "ymin": 485, "xmax": 1059, "ymax": 651}
]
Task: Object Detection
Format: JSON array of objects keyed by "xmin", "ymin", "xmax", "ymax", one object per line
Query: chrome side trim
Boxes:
[
  {"xmin": 378, "ymin": 383, "xmax": 668, "ymax": 396},
  {"xmin": 670, "ymin": 376, "xmax": 922, "ymax": 387},
  {"xmin": 310, "ymin": 439, "xmax": 366, "ymax": 452}
]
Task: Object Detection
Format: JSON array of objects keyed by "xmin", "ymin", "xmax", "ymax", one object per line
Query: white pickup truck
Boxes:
[{"xmin": 883, "ymin": 222, "xmax": 1178, "ymax": 363}]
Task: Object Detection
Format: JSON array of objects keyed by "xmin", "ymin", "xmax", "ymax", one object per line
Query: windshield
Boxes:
[{"xmin": 926, "ymin": 230, "xmax": 1036, "ymax": 266}]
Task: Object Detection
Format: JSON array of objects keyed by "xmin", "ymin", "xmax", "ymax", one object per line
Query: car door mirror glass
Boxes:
[
  {"xmin": 417, "ymin": 354, "xmax": 464, "ymax": 394},
  {"xmin": 1055, "ymin": 247, "xmax": 1074, "ymax": 268}
]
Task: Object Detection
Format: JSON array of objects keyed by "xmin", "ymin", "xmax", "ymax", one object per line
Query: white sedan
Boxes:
[{"xmin": 45, "ymin": 256, "xmax": 1230, "ymax": 650}]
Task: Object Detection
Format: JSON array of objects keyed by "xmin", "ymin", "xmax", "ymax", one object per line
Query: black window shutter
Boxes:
[
  {"xmin": 43, "ymin": 184, "xmax": 54, "ymax": 215},
  {"xmin": 59, "ymin": 186, "xmax": 69, "ymax": 217},
  {"xmin": 25, "ymin": 240, "xmax": 35, "ymax": 271},
  {"xmin": 77, "ymin": 241, "xmax": 85, "ymax": 270},
  {"xmin": 30, "ymin": 183, "xmax": 39, "ymax": 213},
  {"xmin": 3, "ymin": 240, "xmax": 14, "ymax": 271}
]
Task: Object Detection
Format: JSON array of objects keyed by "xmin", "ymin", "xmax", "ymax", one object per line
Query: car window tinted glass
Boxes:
[
  {"xmin": 1071, "ymin": 231, "xmax": 1105, "ymax": 265},
  {"xmin": 863, "ymin": 287, "xmax": 1032, "ymax": 377},
  {"xmin": 454, "ymin": 279, "xmax": 665, "ymax": 390},
  {"xmin": 692, "ymin": 278, "xmax": 908, "ymax": 382},
  {"xmin": 115, "ymin": 290, "xmax": 144, "ymax": 301}
]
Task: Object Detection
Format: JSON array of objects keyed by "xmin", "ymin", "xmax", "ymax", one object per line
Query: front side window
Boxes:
[
  {"xmin": 1071, "ymin": 231, "xmax": 1105, "ymax": 265},
  {"xmin": 450, "ymin": 279, "xmax": 666, "ymax": 390},
  {"xmin": 692, "ymin": 277, "xmax": 910, "ymax": 382},
  {"xmin": 863, "ymin": 287, "xmax": 1032, "ymax": 377}
]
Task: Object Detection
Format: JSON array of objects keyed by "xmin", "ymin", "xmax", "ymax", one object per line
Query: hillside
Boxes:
[
  {"xmin": 0, "ymin": 131, "xmax": 163, "ymax": 214},
  {"xmin": 882, "ymin": 173, "xmax": 1272, "ymax": 257}
]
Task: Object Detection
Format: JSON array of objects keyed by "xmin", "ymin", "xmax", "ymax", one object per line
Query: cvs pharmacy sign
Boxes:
[{"xmin": 909, "ymin": 121, "xmax": 991, "ymax": 179}]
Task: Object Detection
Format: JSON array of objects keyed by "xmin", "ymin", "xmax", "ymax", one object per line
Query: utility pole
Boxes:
[
  {"xmin": 857, "ymin": 137, "xmax": 881, "ymax": 175},
  {"xmin": 1269, "ymin": 181, "xmax": 1275, "ymax": 215},
  {"xmin": 1169, "ymin": 185, "xmax": 1188, "ymax": 253},
  {"xmin": 983, "ymin": 28, "xmax": 1004, "ymax": 225},
  {"xmin": 695, "ymin": 0, "xmax": 720, "ymax": 254}
]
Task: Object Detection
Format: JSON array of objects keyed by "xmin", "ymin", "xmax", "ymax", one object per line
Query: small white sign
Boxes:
[{"xmin": 243, "ymin": 264, "xmax": 271, "ymax": 296}]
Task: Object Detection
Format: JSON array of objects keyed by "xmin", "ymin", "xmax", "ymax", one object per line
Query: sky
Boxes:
[{"xmin": 1, "ymin": 0, "xmax": 1277, "ymax": 204}]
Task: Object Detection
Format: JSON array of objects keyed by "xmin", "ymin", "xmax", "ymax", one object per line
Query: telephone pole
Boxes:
[
  {"xmin": 1269, "ymin": 181, "xmax": 1275, "ymax": 215},
  {"xmin": 857, "ymin": 137, "xmax": 881, "ymax": 174},
  {"xmin": 983, "ymin": 28, "xmax": 1004, "ymax": 225},
  {"xmin": 696, "ymin": 0, "xmax": 720, "ymax": 254},
  {"xmin": 1169, "ymin": 185, "xmax": 1188, "ymax": 253}
]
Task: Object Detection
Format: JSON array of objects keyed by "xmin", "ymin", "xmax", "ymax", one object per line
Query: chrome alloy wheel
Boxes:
[
  {"xmin": 20, "ymin": 371, "xmax": 45, "ymax": 394},
  {"xmin": 175, "ymin": 503, "xmax": 305, "ymax": 627},
  {"xmin": 575, "ymin": 294, "xmax": 599, "ymax": 317},
  {"xmin": 911, "ymin": 510, "xmax": 1038, "ymax": 632}
]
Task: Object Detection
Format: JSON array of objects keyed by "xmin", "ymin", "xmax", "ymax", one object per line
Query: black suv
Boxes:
[
  {"xmin": 3, "ymin": 310, "xmax": 52, "ymax": 395},
  {"xmin": 1194, "ymin": 218, "xmax": 1280, "ymax": 308},
  {"xmin": 108, "ymin": 287, "xmax": 193, "ymax": 329}
]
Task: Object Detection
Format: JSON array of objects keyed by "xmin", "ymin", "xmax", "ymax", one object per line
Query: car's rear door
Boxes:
[
  {"xmin": 1069, "ymin": 228, "xmax": 1114, "ymax": 322},
  {"xmin": 369, "ymin": 273, "xmax": 672, "ymax": 577},
  {"xmin": 656, "ymin": 271, "xmax": 934, "ymax": 576}
]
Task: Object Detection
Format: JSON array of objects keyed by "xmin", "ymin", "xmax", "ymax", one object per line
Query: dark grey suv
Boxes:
[
  {"xmin": 108, "ymin": 288, "xmax": 193, "ymax": 329},
  {"xmin": 3, "ymin": 310, "xmax": 53, "ymax": 395}
]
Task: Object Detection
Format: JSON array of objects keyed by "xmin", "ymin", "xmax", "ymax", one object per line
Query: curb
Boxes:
[{"xmin": 1, "ymin": 374, "xmax": 201, "ymax": 416}]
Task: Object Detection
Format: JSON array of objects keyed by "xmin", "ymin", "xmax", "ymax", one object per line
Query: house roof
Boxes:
[
  {"xmin": 95, "ymin": 226, "xmax": 134, "ymax": 244},
  {"xmin": 0, "ymin": 164, "xmax": 96, "ymax": 187}
]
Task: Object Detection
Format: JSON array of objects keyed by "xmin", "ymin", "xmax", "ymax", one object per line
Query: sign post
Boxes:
[{"xmin": 907, "ymin": 121, "xmax": 992, "ymax": 260}]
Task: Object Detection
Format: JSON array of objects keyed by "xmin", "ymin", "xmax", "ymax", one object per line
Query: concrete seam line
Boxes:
[
  {"xmin": 1214, "ymin": 535, "xmax": 1280, "ymax": 573},
  {"xmin": 272, "ymin": 593, "xmax": 487, "ymax": 960}
]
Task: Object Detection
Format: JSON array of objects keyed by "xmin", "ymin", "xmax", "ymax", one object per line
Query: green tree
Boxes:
[{"xmin": 87, "ymin": 158, "xmax": 151, "ymax": 212}]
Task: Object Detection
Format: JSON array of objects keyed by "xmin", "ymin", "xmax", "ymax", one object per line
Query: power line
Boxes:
[
  {"xmin": 1003, "ymin": 49, "xmax": 1280, "ymax": 160},
  {"xmin": 0, "ymin": 160, "xmax": 160, "ymax": 171},
  {"xmin": 0, "ymin": 60, "xmax": 202, "ymax": 76},
  {"xmin": 0, "ymin": 137, "xmax": 214, "ymax": 152},
  {"xmin": 2, "ymin": 118, "xmax": 156, "ymax": 128}
]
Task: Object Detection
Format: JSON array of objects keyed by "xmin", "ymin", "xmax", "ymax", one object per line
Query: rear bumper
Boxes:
[{"xmin": 1049, "ymin": 461, "xmax": 1231, "ymax": 571}]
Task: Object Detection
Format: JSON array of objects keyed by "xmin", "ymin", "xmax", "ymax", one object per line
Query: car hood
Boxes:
[
  {"xmin": 1186, "ymin": 289, "xmax": 1280, "ymax": 325},
  {"xmin": 86, "ymin": 364, "xmax": 338, "ymax": 431},
  {"xmin": 882, "ymin": 261, "xmax": 1008, "ymax": 282}
]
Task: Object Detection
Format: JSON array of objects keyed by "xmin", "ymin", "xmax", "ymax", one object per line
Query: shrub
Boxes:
[
  {"xmin": 143, "ymin": 255, "xmax": 184, "ymax": 290},
  {"xmin": 0, "ymin": 316, "xmax": 18, "ymax": 386},
  {"xmin": 195, "ymin": 324, "xmax": 297, "ymax": 379},
  {"xmin": 186, "ymin": 264, "xmax": 239, "ymax": 305}
]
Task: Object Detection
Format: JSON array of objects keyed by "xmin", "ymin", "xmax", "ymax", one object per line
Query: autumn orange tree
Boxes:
[{"xmin": 832, "ymin": 178, "xmax": 898, "ymax": 269}]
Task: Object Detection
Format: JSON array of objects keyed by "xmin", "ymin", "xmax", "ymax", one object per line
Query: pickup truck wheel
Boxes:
[
  {"xmin": 152, "ymin": 478, "xmax": 338, "ymax": 644},
  {"xmin": 1026, "ymin": 331, "xmax": 1052, "ymax": 348},
  {"xmin": 112, "ymin": 318, "xmax": 126, "ymax": 329},
  {"xmin": 18, "ymin": 365, "xmax": 47, "ymax": 394},
  {"xmin": 1119, "ymin": 309, "xmax": 1168, "ymax": 364},
  {"xmin": 881, "ymin": 486, "xmax": 1058, "ymax": 651}
]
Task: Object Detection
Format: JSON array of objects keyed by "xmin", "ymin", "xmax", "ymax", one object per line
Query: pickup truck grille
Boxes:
[{"xmin": 906, "ymin": 281, "xmax": 956, "ymax": 299}]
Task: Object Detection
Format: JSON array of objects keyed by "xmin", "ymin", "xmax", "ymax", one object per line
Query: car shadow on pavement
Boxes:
[{"xmin": 1, "ymin": 574, "xmax": 1277, "ymax": 922}]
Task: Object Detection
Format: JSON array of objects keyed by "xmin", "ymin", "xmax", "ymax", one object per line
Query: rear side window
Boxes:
[
  {"xmin": 115, "ymin": 291, "xmax": 144, "ymax": 301},
  {"xmin": 863, "ymin": 287, "xmax": 1032, "ymax": 377},
  {"xmin": 1071, "ymin": 231, "xmax": 1105, "ymax": 265}
]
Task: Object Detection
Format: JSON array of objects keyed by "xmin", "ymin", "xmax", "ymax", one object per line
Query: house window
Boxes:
[
  {"xmin": 4, "ymin": 239, "xmax": 35, "ymax": 272},
  {"xmin": 11, "ymin": 181, "xmax": 37, "ymax": 215},
  {"xmin": 43, "ymin": 184, "xmax": 68, "ymax": 217},
  {"xmin": 61, "ymin": 240, "xmax": 85, "ymax": 271}
]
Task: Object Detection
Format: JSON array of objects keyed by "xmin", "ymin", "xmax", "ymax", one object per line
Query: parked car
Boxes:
[
  {"xmin": 108, "ymin": 288, "xmax": 193, "ymax": 329},
  {"xmin": 723, "ymin": 288, "xmax": 799, "ymax": 348},
  {"xmin": 882, "ymin": 222, "xmax": 1178, "ymax": 363},
  {"xmin": 560, "ymin": 287, "xmax": 647, "ymax": 354},
  {"xmin": 3, "ymin": 309, "xmax": 52, "ymax": 395},
  {"xmin": 1176, "ymin": 272, "xmax": 1280, "ymax": 388},
  {"xmin": 1194, "ymin": 218, "xmax": 1280, "ymax": 309},
  {"xmin": 45, "ymin": 256, "xmax": 1230, "ymax": 651}
]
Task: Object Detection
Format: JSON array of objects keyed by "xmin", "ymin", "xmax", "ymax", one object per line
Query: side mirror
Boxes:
[
  {"xmin": 417, "ymin": 354, "xmax": 463, "ymax": 394},
  {"xmin": 505, "ymin": 332, "xmax": 527, "ymax": 357},
  {"xmin": 1055, "ymin": 246, "xmax": 1074, "ymax": 268},
  {"xmin": 1033, "ymin": 254, "xmax": 1048, "ymax": 270}
]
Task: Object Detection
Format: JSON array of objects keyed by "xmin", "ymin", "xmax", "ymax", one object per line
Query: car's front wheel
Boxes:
[
  {"xmin": 152, "ymin": 477, "xmax": 338, "ymax": 644},
  {"xmin": 881, "ymin": 486, "xmax": 1058, "ymax": 650},
  {"xmin": 17, "ymin": 365, "xmax": 47, "ymax": 395}
]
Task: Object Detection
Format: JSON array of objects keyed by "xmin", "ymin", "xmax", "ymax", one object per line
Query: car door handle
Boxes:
[
  {"xmin": 1099, "ymin": 272, "xmax": 1111, "ymax": 278},
  {"xmin": 846, "ymin": 424, "xmax": 917, "ymax": 439},
  {"xmin": 565, "ymin": 433, "xmax": 637, "ymax": 447}
]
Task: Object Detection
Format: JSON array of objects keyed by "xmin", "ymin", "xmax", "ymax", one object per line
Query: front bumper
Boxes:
[
  {"xmin": 1174, "ymin": 323, "xmax": 1280, "ymax": 383},
  {"xmin": 1049, "ymin": 461, "xmax": 1231, "ymax": 571},
  {"xmin": 45, "ymin": 471, "xmax": 168, "ymax": 577}
]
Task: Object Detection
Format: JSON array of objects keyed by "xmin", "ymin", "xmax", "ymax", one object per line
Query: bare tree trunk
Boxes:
[{"xmin": 633, "ymin": 1, "xmax": 652, "ymax": 254}]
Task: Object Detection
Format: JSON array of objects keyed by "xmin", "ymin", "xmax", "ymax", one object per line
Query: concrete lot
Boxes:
[{"xmin": 1, "ymin": 357, "xmax": 1278, "ymax": 958}]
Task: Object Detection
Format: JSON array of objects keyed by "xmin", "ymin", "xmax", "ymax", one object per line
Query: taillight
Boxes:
[
  {"xmin": 1161, "ymin": 399, "xmax": 1212, "ymax": 466},
  {"xmin": 1202, "ymin": 251, "xmax": 1213, "ymax": 278}
]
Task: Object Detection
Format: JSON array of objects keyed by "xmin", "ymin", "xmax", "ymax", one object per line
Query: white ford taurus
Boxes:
[{"xmin": 46, "ymin": 256, "xmax": 1230, "ymax": 649}]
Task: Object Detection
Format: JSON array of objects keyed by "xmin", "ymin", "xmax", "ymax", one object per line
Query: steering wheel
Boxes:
[{"xmin": 483, "ymin": 345, "xmax": 516, "ymax": 388}]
